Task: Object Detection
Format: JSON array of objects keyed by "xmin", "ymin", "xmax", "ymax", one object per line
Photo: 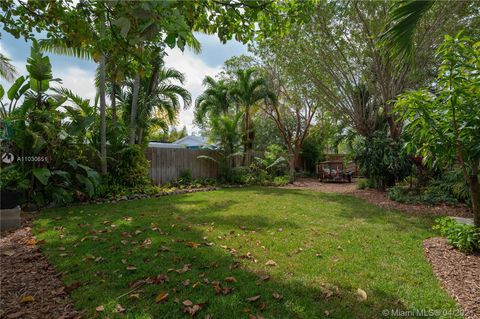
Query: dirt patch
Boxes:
[
  {"xmin": 423, "ymin": 238, "xmax": 480, "ymax": 319},
  {"xmin": 0, "ymin": 213, "xmax": 81, "ymax": 319},
  {"xmin": 283, "ymin": 178, "xmax": 472, "ymax": 218}
]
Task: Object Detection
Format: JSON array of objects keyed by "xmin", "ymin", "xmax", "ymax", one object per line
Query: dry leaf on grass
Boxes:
[
  {"xmin": 265, "ymin": 260, "xmax": 277, "ymax": 266},
  {"xmin": 272, "ymin": 292, "xmax": 283, "ymax": 300},
  {"xmin": 115, "ymin": 304, "xmax": 126, "ymax": 313},
  {"xmin": 95, "ymin": 305, "xmax": 104, "ymax": 312},
  {"xmin": 224, "ymin": 276, "xmax": 237, "ymax": 283},
  {"xmin": 246, "ymin": 295, "xmax": 261, "ymax": 302},
  {"xmin": 155, "ymin": 292, "xmax": 169, "ymax": 303}
]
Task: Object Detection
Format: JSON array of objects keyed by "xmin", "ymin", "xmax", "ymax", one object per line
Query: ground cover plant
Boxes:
[{"xmin": 33, "ymin": 188, "xmax": 460, "ymax": 318}]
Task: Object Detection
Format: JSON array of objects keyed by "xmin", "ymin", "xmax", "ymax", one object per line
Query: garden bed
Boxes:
[
  {"xmin": 423, "ymin": 238, "xmax": 480, "ymax": 319},
  {"xmin": 0, "ymin": 213, "xmax": 80, "ymax": 319}
]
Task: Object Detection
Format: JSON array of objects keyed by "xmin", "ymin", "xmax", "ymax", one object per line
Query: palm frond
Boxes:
[
  {"xmin": 38, "ymin": 39, "xmax": 93, "ymax": 60},
  {"xmin": 0, "ymin": 53, "xmax": 17, "ymax": 81},
  {"xmin": 381, "ymin": 0, "xmax": 435, "ymax": 59}
]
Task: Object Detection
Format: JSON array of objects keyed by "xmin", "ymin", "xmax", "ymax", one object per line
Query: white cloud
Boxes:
[
  {"xmin": 164, "ymin": 48, "xmax": 221, "ymax": 134},
  {"xmin": 54, "ymin": 66, "xmax": 96, "ymax": 101}
]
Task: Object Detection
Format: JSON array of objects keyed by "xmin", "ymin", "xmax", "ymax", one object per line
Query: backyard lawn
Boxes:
[{"xmin": 33, "ymin": 188, "xmax": 459, "ymax": 319}]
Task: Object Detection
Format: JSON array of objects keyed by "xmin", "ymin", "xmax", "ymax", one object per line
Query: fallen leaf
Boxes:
[
  {"xmin": 356, "ymin": 288, "xmax": 367, "ymax": 301},
  {"xmin": 224, "ymin": 276, "xmax": 237, "ymax": 283},
  {"xmin": 20, "ymin": 295, "xmax": 34, "ymax": 303},
  {"xmin": 259, "ymin": 302, "xmax": 266, "ymax": 310},
  {"xmin": 115, "ymin": 304, "xmax": 126, "ymax": 313},
  {"xmin": 246, "ymin": 295, "xmax": 261, "ymax": 302},
  {"xmin": 26, "ymin": 238, "xmax": 37, "ymax": 246},
  {"xmin": 129, "ymin": 293, "xmax": 140, "ymax": 300},
  {"xmin": 265, "ymin": 260, "xmax": 277, "ymax": 267},
  {"xmin": 192, "ymin": 281, "xmax": 201, "ymax": 288},
  {"xmin": 272, "ymin": 292, "xmax": 283, "ymax": 300},
  {"xmin": 155, "ymin": 292, "xmax": 169, "ymax": 303},
  {"xmin": 176, "ymin": 264, "xmax": 191, "ymax": 274},
  {"xmin": 324, "ymin": 310, "xmax": 331, "ymax": 316},
  {"xmin": 182, "ymin": 300, "xmax": 193, "ymax": 307},
  {"xmin": 126, "ymin": 265, "xmax": 137, "ymax": 271},
  {"xmin": 183, "ymin": 279, "xmax": 191, "ymax": 286},
  {"xmin": 95, "ymin": 305, "xmax": 104, "ymax": 312},
  {"xmin": 1, "ymin": 250, "xmax": 15, "ymax": 256}
]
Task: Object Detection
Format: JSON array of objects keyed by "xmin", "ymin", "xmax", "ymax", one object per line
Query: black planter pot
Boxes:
[{"xmin": 1, "ymin": 190, "xmax": 21, "ymax": 209}]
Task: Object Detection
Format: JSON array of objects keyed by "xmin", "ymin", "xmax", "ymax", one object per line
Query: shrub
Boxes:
[
  {"xmin": 433, "ymin": 217, "xmax": 480, "ymax": 253},
  {"xmin": 272, "ymin": 175, "xmax": 291, "ymax": 186},
  {"xmin": 357, "ymin": 178, "xmax": 373, "ymax": 190},
  {"xmin": 229, "ymin": 166, "xmax": 252, "ymax": 185},
  {"xmin": 95, "ymin": 181, "xmax": 162, "ymax": 199},
  {"xmin": 109, "ymin": 145, "xmax": 150, "ymax": 187},
  {"xmin": 179, "ymin": 169, "xmax": 192, "ymax": 182},
  {"xmin": 388, "ymin": 185, "xmax": 458, "ymax": 205},
  {"xmin": 354, "ymin": 132, "xmax": 412, "ymax": 189}
]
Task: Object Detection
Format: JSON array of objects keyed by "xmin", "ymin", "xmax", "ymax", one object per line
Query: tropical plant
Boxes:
[
  {"xmin": 433, "ymin": 217, "xmax": 479, "ymax": 253},
  {"xmin": 230, "ymin": 67, "xmax": 274, "ymax": 165},
  {"xmin": 354, "ymin": 131, "xmax": 412, "ymax": 189},
  {"xmin": 194, "ymin": 76, "xmax": 232, "ymax": 126},
  {"xmin": 119, "ymin": 66, "xmax": 191, "ymax": 144},
  {"xmin": 199, "ymin": 112, "xmax": 244, "ymax": 182},
  {"xmin": 3, "ymin": 43, "xmax": 101, "ymax": 206},
  {"xmin": 396, "ymin": 33, "xmax": 480, "ymax": 227}
]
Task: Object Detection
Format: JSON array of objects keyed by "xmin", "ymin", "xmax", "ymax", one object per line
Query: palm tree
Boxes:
[
  {"xmin": 200, "ymin": 112, "xmax": 244, "ymax": 180},
  {"xmin": 0, "ymin": 53, "xmax": 17, "ymax": 81},
  {"xmin": 119, "ymin": 66, "xmax": 191, "ymax": 144},
  {"xmin": 382, "ymin": 0, "xmax": 434, "ymax": 58},
  {"xmin": 194, "ymin": 76, "xmax": 232, "ymax": 126},
  {"xmin": 230, "ymin": 68, "xmax": 275, "ymax": 165}
]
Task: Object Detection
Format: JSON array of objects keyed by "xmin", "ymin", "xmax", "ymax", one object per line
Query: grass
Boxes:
[{"xmin": 33, "ymin": 187, "xmax": 460, "ymax": 319}]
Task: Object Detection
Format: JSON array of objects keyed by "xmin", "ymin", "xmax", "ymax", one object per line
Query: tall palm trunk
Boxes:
[
  {"xmin": 110, "ymin": 81, "xmax": 117, "ymax": 122},
  {"xmin": 129, "ymin": 73, "xmax": 140, "ymax": 145},
  {"xmin": 99, "ymin": 21, "xmax": 107, "ymax": 175},
  {"xmin": 242, "ymin": 108, "xmax": 252, "ymax": 166}
]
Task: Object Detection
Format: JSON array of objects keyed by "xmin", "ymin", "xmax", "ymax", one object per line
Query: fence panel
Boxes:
[{"xmin": 146, "ymin": 147, "xmax": 220, "ymax": 185}]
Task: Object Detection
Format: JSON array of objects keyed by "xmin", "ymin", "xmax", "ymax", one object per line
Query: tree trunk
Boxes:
[
  {"xmin": 469, "ymin": 170, "xmax": 480, "ymax": 228},
  {"xmin": 110, "ymin": 81, "xmax": 117, "ymax": 123},
  {"xmin": 129, "ymin": 73, "xmax": 140, "ymax": 145},
  {"xmin": 293, "ymin": 143, "xmax": 302, "ymax": 171},
  {"xmin": 138, "ymin": 127, "xmax": 144, "ymax": 144},
  {"xmin": 98, "ymin": 22, "xmax": 107, "ymax": 175},
  {"xmin": 288, "ymin": 151, "xmax": 295, "ymax": 182},
  {"xmin": 242, "ymin": 108, "xmax": 251, "ymax": 166}
]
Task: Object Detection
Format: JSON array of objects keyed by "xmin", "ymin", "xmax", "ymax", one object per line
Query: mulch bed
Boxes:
[
  {"xmin": 423, "ymin": 238, "xmax": 480, "ymax": 319},
  {"xmin": 0, "ymin": 213, "xmax": 81, "ymax": 319}
]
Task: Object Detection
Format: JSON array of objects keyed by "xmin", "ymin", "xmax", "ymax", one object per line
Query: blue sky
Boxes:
[{"xmin": 0, "ymin": 32, "xmax": 248, "ymax": 133}]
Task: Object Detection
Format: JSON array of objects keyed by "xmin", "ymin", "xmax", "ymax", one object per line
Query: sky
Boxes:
[{"xmin": 0, "ymin": 32, "xmax": 248, "ymax": 134}]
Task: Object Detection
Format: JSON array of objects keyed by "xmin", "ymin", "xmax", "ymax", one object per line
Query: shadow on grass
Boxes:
[
  {"xmin": 32, "ymin": 189, "xmax": 457, "ymax": 319},
  {"xmin": 243, "ymin": 187, "xmax": 436, "ymax": 233}
]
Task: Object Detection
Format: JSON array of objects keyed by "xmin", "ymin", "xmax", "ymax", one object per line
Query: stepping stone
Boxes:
[{"xmin": 450, "ymin": 216, "xmax": 474, "ymax": 226}]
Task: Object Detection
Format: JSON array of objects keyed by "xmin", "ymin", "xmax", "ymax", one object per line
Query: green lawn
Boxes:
[{"xmin": 33, "ymin": 187, "xmax": 459, "ymax": 319}]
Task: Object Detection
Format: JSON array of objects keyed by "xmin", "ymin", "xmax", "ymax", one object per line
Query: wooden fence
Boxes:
[{"xmin": 146, "ymin": 147, "xmax": 220, "ymax": 185}]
